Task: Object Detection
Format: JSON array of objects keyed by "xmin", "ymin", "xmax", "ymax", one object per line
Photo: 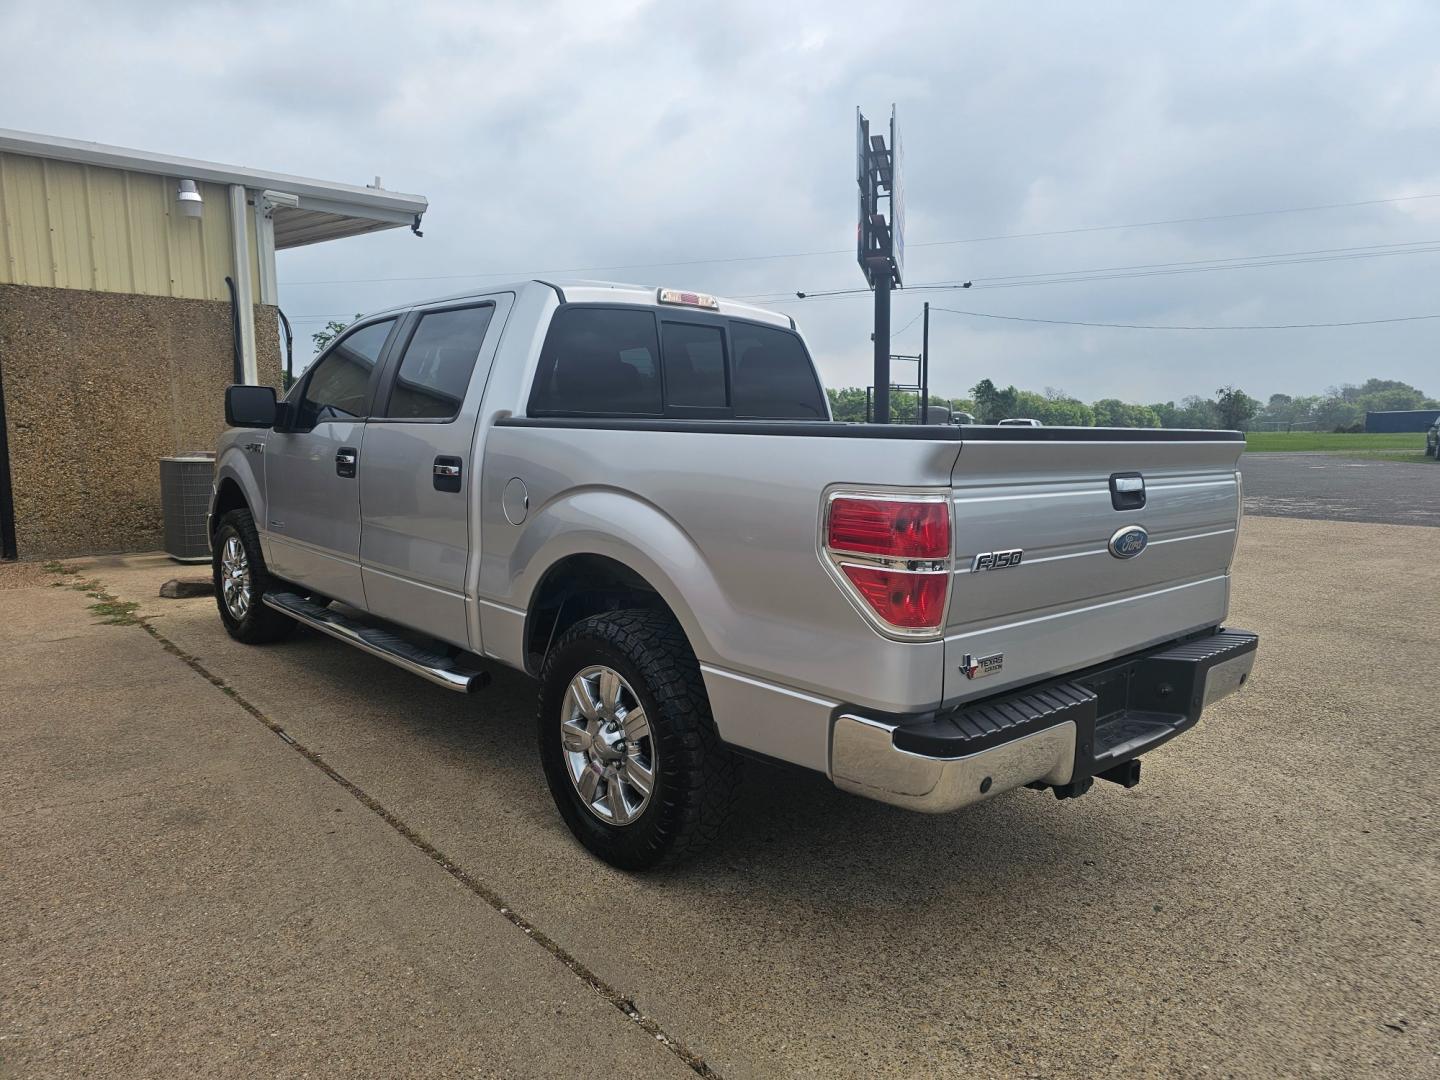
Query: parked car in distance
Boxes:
[
  {"xmin": 1427, "ymin": 414, "xmax": 1440, "ymax": 459},
  {"xmin": 211, "ymin": 280, "xmax": 1257, "ymax": 869},
  {"xmin": 997, "ymin": 417, "xmax": 1043, "ymax": 427}
]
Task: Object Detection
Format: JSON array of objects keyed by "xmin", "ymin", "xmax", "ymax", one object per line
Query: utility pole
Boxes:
[
  {"xmin": 873, "ymin": 276, "xmax": 891, "ymax": 423},
  {"xmin": 920, "ymin": 301, "xmax": 930, "ymax": 424},
  {"xmin": 856, "ymin": 105, "xmax": 904, "ymax": 423}
]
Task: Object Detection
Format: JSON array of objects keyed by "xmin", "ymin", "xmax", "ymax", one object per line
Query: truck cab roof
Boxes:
[{"xmin": 369, "ymin": 279, "xmax": 795, "ymax": 331}]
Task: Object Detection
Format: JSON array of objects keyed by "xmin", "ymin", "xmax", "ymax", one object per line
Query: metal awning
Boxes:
[{"xmin": 0, "ymin": 128, "xmax": 427, "ymax": 247}]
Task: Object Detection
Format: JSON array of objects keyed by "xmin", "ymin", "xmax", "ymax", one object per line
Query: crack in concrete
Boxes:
[{"xmin": 71, "ymin": 581, "xmax": 722, "ymax": 1080}]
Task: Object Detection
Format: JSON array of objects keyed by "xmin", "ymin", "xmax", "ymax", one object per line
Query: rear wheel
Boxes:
[
  {"xmin": 537, "ymin": 609, "xmax": 741, "ymax": 870},
  {"xmin": 212, "ymin": 508, "xmax": 295, "ymax": 644}
]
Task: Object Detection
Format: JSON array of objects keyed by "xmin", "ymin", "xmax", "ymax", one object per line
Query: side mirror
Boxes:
[{"xmin": 225, "ymin": 384, "xmax": 278, "ymax": 428}]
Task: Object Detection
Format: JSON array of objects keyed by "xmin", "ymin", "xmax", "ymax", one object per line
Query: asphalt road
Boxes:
[
  {"xmin": 4, "ymin": 518, "xmax": 1438, "ymax": 1078},
  {"xmin": 1241, "ymin": 451, "xmax": 1440, "ymax": 526}
]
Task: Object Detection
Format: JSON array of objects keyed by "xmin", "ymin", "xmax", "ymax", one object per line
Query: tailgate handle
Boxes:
[{"xmin": 1109, "ymin": 472, "xmax": 1146, "ymax": 511}]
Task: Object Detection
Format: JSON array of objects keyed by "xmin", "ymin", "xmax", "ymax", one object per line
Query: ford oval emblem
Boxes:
[{"xmin": 1108, "ymin": 524, "xmax": 1149, "ymax": 559}]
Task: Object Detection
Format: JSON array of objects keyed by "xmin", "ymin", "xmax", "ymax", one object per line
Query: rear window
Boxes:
[
  {"xmin": 730, "ymin": 323, "xmax": 826, "ymax": 419},
  {"xmin": 528, "ymin": 305, "xmax": 825, "ymax": 420},
  {"xmin": 661, "ymin": 322, "xmax": 728, "ymax": 409},
  {"xmin": 529, "ymin": 307, "xmax": 663, "ymax": 416}
]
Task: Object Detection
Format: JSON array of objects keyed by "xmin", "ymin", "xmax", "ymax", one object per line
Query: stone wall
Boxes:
[{"xmin": 0, "ymin": 283, "xmax": 282, "ymax": 558}]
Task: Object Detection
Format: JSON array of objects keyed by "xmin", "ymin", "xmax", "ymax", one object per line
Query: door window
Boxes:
[
  {"xmin": 529, "ymin": 308, "xmax": 663, "ymax": 416},
  {"xmin": 297, "ymin": 319, "xmax": 395, "ymax": 428},
  {"xmin": 382, "ymin": 305, "xmax": 496, "ymax": 421}
]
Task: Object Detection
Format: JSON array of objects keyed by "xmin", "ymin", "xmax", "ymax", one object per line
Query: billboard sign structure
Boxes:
[
  {"xmin": 855, "ymin": 105, "xmax": 902, "ymax": 288},
  {"xmin": 889, "ymin": 105, "xmax": 904, "ymax": 286},
  {"xmin": 856, "ymin": 108, "xmax": 871, "ymax": 274}
]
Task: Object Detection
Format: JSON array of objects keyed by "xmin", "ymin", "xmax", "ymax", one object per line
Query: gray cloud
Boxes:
[{"xmin": 4, "ymin": 0, "xmax": 1438, "ymax": 401}]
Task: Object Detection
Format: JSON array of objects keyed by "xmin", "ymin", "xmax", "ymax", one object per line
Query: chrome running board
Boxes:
[{"xmin": 263, "ymin": 591, "xmax": 490, "ymax": 693}]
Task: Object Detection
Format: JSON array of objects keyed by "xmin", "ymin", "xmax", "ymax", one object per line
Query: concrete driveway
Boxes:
[{"xmin": 2, "ymin": 515, "xmax": 1437, "ymax": 1079}]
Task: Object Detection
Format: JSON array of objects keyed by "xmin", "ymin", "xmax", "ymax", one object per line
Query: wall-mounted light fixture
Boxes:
[{"xmin": 176, "ymin": 179, "xmax": 203, "ymax": 219}]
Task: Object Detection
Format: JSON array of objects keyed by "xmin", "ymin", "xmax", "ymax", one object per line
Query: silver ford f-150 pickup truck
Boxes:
[{"xmin": 212, "ymin": 280, "xmax": 1258, "ymax": 868}]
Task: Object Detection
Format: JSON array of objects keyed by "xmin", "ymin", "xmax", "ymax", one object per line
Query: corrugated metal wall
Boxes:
[
  {"xmin": 0, "ymin": 152, "xmax": 258, "ymax": 302},
  {"xmin": 1365, "ymin": 409, "xmax": 1440, "ymax": 433}
]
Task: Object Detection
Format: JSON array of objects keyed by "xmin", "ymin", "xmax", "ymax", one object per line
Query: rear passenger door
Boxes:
[{"xmin": 359, "ymin": 296, "xmax": 509, "ymax": 649}]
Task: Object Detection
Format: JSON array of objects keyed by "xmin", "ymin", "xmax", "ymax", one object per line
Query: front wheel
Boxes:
[
  {"xmin": 537, "ymin": 610, "xmax": 741, "ymax": 870},
  {"xmin": 212, "ymin": 508, "xmax": 295, "ymax": 644}
]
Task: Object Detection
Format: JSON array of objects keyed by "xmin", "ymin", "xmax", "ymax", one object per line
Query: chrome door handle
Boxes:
[
  {"xmin": 433, "ymin": 456, "xmax": 463, "ymax": 493},
  {"xmin": 335, "ymin": 447, "xmax": 358, "ymax": 478}
]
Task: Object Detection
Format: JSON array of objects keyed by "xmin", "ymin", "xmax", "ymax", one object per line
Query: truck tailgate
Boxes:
[{"xmin": 943, "ymin": 430, "xmax": 1245, "ymax": 704}]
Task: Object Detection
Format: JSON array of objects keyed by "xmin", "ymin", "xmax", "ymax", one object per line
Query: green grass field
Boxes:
[{"xmin": 1243, "ymin": 431, "xmax": 1427, "ymax": 452}]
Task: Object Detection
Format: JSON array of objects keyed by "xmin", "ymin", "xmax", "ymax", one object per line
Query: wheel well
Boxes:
[
  {"xmin": 210, "ymin": 478, "xmax": 250, "ymax": 538},
  {"xmin": 525, "ymin": 554, "xmax": 675, "ymax": 674}
]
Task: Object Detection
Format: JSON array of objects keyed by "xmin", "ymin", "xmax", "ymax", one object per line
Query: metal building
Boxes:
[
  {"xmin": 1364, "ymin": 409, "xmax": 1440, "ymax": 433},
  {"xmin": 0, "ymin": 129, "xmax": 427, "ymax": 558}
]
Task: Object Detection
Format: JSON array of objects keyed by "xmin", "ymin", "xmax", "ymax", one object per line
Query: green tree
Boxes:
[
  {"xmin": 1312, "ymin": 396, "xmax": 1363, "ymax": 431},
  {"xmin": 1335, "ymin": 378, "xmax": 1426, "ymax": 404},
  {"xmin": 1214, "ymin": 386, "xmax": 1260, "ymax": 430},
  {"xmin": 1013, "ymin": 389, "xmax": 1094, "ymax": 426},
  {"xmin": 970, "ymin": 379, "xmax": 1018, "ymax": 424},
  {"xmin": 825, "ymin": 387, "xmax": 868, "ymax": 422},
  {"xmin": 1092, "ymin": 399, "xmax": 1160, "ymax": 428},
  {"xmin": 312, "ymin": 314, "xmax": 362, "ymax": 357},
  {"xmin": 1356, "ymin": 386, "xmax": 1428, "ymax": 412},
  {"xmin": 947, "ymin": 397, "xmax": 976, "ymax": 421},
  {"xmin": 1178, "ymin": 395, "xmax": 1221, "ymax": 428}
]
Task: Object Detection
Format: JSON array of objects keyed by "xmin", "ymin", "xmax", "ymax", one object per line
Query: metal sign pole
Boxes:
[
  {"xmin": 920, "ymin": 302, "xmax": 930, "ymax": 424},
  {"xmin": 873, "ymin": 275, "xmax": 891, "ymax": 423}
]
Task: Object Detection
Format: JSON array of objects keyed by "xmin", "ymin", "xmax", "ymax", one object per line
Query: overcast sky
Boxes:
[{"xmin": 4, "ymin": 0, "xmax": 1438, "ymax": 402}]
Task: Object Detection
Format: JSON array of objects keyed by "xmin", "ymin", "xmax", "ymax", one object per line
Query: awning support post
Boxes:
[{"xmin": 228, "ymin": 184, "xmax": 258, "ymax": 384}]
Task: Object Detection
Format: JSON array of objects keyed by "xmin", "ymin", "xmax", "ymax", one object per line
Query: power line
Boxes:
[
  {"xmin": 928, "ymin": 307, "xmax": 1440, "ymax": 331},
  {"xmin": 291, "ymin": 237, "xmax": 1440, "ymax": 319},
  {"xmin": 277, "ymin": 190, "xmax": 1440, "ymax": 288},
  {"xmin": 892, "ymin": 310, "xmax": 924, "ymax": 340},
  {"xmin": 747, "ymin": 239, "xmax": 1440, "ymax": 303}
]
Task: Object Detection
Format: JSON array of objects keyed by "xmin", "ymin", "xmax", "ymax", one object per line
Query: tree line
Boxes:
[{"xmin": 825, "ymin": 377, "xmax": 1438, "ymax": 430}]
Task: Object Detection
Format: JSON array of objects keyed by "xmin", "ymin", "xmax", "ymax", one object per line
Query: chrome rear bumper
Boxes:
[
  {"xmin": 829, "ymin": 628, "xmax": 1258, "ymax": 813},
  {"xmin": 832, "ymin": 716, "xmax": 1077, "ymax": 813}
]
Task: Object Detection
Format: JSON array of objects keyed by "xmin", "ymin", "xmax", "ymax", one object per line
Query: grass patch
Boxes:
[
  {"xmin": 89, "ymin": 598, "xmax": 142, "ymax": 625},
  {"xmin": 1245, "ymin": 431, "xmax": 1427, "ymax": 452},
  {"xmin": 1244, "ymin": 431, "xmax": 1426, "ymax": 452},
  {"xmin": 1334, "ymin": 450, "xmax": 1434, "ymax": 465},
  {"xmin": 48, "ymin": 572, "xmax": 145, "ymax": 625},
  {"xmin": 41, "ymin": 560, "xmax": 79, "ymax": 575}
]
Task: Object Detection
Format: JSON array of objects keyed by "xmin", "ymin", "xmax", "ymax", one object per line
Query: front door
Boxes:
[
  {"xmin": 359, "ymin": 298, "xmax": 506, "ymax": 649},
  {"xmin": 264, "ymin": 318, "xmax": 397, "ymax": 609}
]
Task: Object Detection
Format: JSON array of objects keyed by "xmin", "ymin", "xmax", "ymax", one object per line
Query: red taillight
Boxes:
[
  {"xmin": 823, "ymin": 493, "xmax": 952, "ymax": 636},
  {"xmin": 827, "ymin": 497, "xmax": 950, "ymax": 559},
  {"xmin": 839, "ymin": 565, "xmax": 949, "ymax": 629}
]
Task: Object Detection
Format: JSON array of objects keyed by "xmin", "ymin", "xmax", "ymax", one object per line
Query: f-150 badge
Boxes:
[
  {"xmin": 960, "ymin": 652, "xmax": 1004, "ymax": 680},
  {"xmin": 971, "ymin": 548, "xmax": 1023, "ymax": 572}
]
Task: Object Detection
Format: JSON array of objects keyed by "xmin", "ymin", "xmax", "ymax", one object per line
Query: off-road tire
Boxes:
[
  {"xmin": 212, "ymin": 508, "xmax": 295, "ymax": 644},
  {"xmin": 538, "ymin": 609, "xmax": 742, "ymax": 870}
]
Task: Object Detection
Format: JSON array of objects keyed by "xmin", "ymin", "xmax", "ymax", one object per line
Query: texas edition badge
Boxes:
[{"xmin": 960, "ymin": 652, "xmax": 1004, "ymax": 680}]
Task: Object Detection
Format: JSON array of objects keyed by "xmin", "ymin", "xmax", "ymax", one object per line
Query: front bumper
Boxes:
[{"xmin": 831, "ymin": 628, "xmax": 1258, "ymax": 813}]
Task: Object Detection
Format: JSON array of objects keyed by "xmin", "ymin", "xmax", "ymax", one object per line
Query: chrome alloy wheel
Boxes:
[
  {"xmin": 560, "ymin": 665, "xmax": 657, "ymax": 826},
  {"xmin": 220, "ymin": 535, "xmax": 253, "ymax": 621}
]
